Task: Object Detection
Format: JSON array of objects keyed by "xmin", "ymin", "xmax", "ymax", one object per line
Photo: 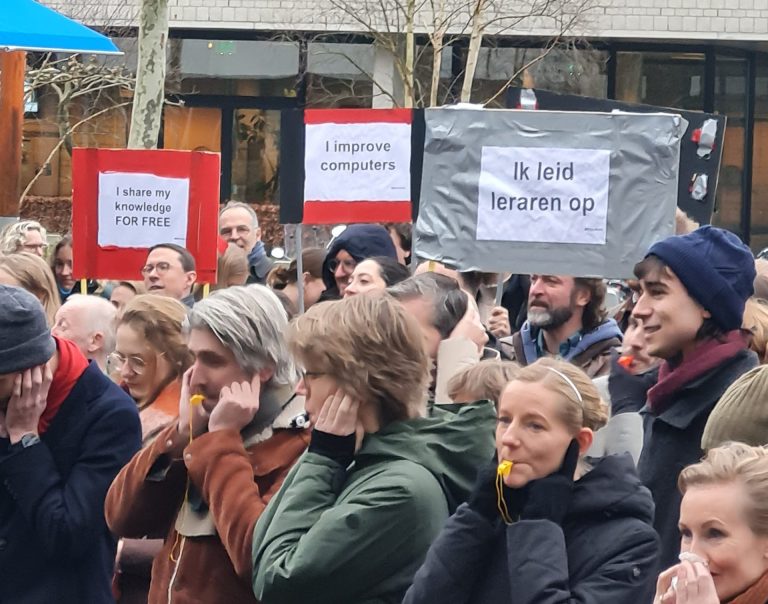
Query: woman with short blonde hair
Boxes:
[
  {"xmin": 654, "ymin": 443, "xmax": 768, "ymax": 603},
  {"xmin": 252, "ymin": 292, "xmax": 496, "ymax": 604},
  {"xmin": 405, "ymin": 357, "xmax": 659, "ymax": 604},
  {"xmin": 0, "ymin": 252, "xmax": 60, "ymax": 326}
]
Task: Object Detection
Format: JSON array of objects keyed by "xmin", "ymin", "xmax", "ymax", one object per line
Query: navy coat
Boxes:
[
  {"xmin": 403, "ymin": 454, "xmax": 659, "ymax": 604},
  {"xmin": 638, "ymin": 348, "xmax": 758, "ymax": 569},
  {"xmin": 0, "ymin": 363, "xmax": 141, "ymax": 604}
]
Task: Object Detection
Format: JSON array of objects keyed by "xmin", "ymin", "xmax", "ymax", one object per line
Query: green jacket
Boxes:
[{"xmin": 251, "ymin": 402, "xmax": 496, "ymax": 604}]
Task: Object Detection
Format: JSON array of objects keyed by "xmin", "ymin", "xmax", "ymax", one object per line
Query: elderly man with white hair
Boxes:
[
  {"xmin": 105, "ymin": 285, "xmax": 309, "ymax": 604},
  {"xmin": 52, "ymin": 294, "xmax": 117, "ymax": 373},
  {"xmin": 218, "ymin": 201, "xmax": 273, "ymax": 284}
]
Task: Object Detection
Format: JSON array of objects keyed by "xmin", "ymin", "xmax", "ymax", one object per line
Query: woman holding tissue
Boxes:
[
  {"xmin": 654, "ymin": 443, "xmax": 768, "ymax": 604},
  {"xmin": 404, "ymin": 357, "xmax": 660, "ymax": 604}
]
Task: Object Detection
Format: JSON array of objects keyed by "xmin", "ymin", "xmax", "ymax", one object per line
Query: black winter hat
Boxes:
[
  {"xmin": 322, "ymin": 224, "xmax": 398, "ymax": 291},
  {"xmin": 0, "ymin": 285, "xmax": 56, "ymax": 374},
  {"xmin": 646, "ymin": 225, "xmax": 755, "ymax": 332}
]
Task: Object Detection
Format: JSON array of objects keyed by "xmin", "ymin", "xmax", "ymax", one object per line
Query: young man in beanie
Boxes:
[
  {"xmin": 0, "ymin": 284, "xmax": 141, "ymax": 603},
  {"xmin": 632, "ymin": 225, "xmax": 757, "ymax": 569}
]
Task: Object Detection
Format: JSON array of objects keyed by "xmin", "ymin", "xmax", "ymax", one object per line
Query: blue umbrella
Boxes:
[{"xmin": 0, "ymin": 0, "xmax": 121, "ymax": 55}]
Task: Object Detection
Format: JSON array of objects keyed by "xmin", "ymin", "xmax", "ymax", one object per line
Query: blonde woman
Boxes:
[
  {"xmin": 111, "ymin": 295, "xmax": 192, "ymax": 442},
  {"xmin": 743, "ymin": 298, "xmax": 768, "ymax": 364},
  {"xmin": 0, "ymin": 251, "xmax": 60, "ymax": 326},
  {"xmin": 404, "ymin": 358, "xmax": 659, "ymax": 604},
  {"xmin": 654, "ymin": 443, "xmax": 768, "ymax": 603},
  {"xmin": 251, "ymin": 293, "xmax": 495, "ymax": 604}
]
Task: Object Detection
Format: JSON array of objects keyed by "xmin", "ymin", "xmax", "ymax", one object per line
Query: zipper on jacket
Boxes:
[{"xmin": 167, "ymin": 536, "xmax": 186, "ymax": 604}]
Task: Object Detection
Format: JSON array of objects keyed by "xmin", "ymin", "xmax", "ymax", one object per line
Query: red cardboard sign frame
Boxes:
[
  {"xmin": 72, "ymin": 148, "xmax": 220, "ymax": 283},
  {"xmin": 303, "ymin": 108, "xmax": 413, "ymax": 224}
]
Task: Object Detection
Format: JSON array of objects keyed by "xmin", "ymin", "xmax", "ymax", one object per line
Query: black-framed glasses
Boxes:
[
  {"xmin": 328, "ymin": 258, "xmax": 356, "ymax": 273},
  {"xmin": 300, "ymin": 370, "xmax": 326, "ymax": 380}
]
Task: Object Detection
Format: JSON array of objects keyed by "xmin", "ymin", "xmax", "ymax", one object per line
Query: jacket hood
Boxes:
[
  {"xmin": 570, "ymin": 454, "xmax": 655, "ymax": 526},
  {"xmin": 354, "ymin": 402, "xmax": 496, "ymax": 513},
  {"xmin": 321, "ymin": 224, "xmax": 398, "ymax": 290},
  {"xmin": 519, "ymin": 318, "xmax": 623, "ymax": 363}
]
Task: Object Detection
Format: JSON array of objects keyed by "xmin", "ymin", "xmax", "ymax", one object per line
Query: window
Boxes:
[{"xmin": 615, "ymin": 51, "xmax": 705, "ymax": 110}]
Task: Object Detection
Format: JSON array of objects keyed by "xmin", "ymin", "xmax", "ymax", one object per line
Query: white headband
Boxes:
[{"xmin": 546, "ymin": 367, "xmax": 584, "ymax": 403}]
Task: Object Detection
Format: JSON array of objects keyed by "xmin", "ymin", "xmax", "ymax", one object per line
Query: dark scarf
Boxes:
[{"xmin": 646, "ymin": 330, "xmax": 748, "ymax": 415}]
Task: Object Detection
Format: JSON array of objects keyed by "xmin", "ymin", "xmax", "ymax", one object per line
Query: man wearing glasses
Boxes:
[
  {"xmin": 0, "ymin": 220, "xmax": 48, "ymax": 257},
  {"xmin": 141, "ymin": 243, "xmax": 197, "ymax": 308}
]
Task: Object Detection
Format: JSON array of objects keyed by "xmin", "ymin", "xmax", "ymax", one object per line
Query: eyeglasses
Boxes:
[
  {"xmin": 22, "ymin": 243, "xmax": 47, "ymax": 252},
  {"xmin": 141, "ymin": 261, "xmax": 172, "ymax": 277},
  {"xmin": 108, "ymin": 351, "xmax": 165, "ymax": 375},
  {"xmin": 328, "ymin": 258, "xmax": 356, "ymax": 274},
  {"xmin": 300, "ymin": 370, "xmax": 326, "ymax": 380}
]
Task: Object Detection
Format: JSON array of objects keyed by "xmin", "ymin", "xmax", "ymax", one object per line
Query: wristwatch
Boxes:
[{"xmin": 8, "ymin": 433, "xmax": 41, "ymax": 454}]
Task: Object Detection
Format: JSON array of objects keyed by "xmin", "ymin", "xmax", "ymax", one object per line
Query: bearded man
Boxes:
[{"xmin": 499, "ymin": 275, "xmax": 622, "ymax": 377}]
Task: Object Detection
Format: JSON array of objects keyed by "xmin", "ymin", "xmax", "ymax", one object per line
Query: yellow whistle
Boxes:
[
  {"xmin": 190, "ymin": 394, "xmax": 204, "ymax": 406},
  {"xmin": 497, "ymin": 460, "xmax": 514, "ymax": 478}
]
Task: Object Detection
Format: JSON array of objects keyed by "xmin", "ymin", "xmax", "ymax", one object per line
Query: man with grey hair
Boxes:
[
  {"xmin": 105, "ymin": 284, "xmax": 309, "ymax": 604},
  {"xmin": 51, "ymin": 294, "xmax": 117, "ymax": 373},
  {"xmin": 0, "ymin": 219, "xmax": 47, "ymax": 257},
  {"xmin": 218, "ymin": 201, "xmax": 273, "ymax": 284}
]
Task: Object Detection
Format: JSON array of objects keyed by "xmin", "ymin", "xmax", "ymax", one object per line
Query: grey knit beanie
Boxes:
[
  {"xmin": 702, "ymin": 365, "xmax": 768, "ymax": 450},
  {"xmin": 0, "ymin": 285, "xmax": 56, "ymax": 374}
]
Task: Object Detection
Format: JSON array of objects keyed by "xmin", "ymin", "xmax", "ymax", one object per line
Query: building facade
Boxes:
[{"xmin": 27, "ymin": 0, "xmax": 768, "ymax": 249}]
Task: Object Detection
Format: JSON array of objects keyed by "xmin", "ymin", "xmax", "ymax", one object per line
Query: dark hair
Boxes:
[
  {"xmin": 634, "ymin": 255, "xmax": 725, "ymax": 341},
  {"xmin": 366, "ymin": 256, "xmax": 410, "ymax": 287},
  {"xmin": 51, "ymin": 234, "xmax": 73, "ymax": 271},
  {"xmin": 148, "ymin": 243, "xmax": 196, "ymax": 272},
  {"xmin": 574, "ymin": 277, "xmax": 608, "ymax": 333},
  {"xmin": 385, "ymin": 223, "xmax": 412, "ymax": 253},
  {"xmin": 387, "ymin": 272, "xmax": 468, "ymax": 339},
  {"xmin": 268, "ymin": 247, "xmax": 325, "ymax": 289}
]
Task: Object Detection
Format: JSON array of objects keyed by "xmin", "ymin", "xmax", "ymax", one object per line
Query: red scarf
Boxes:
[
  {"xmin": 647, "ymin": 330, "xmax": 748, "ymax": 415},
  {"xmin": 38, "ymin": 337, "xmax": 89, "ymax": 434},
  {"xmin": 726, "ymin": 570, "xmax": 768, "ymax": 604}
]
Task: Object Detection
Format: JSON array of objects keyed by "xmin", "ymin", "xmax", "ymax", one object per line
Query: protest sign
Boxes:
[
  {"xmin": 279, "ymin": 108, "xmax": 422, "ymax": 224},
  {"xmin": 507, "ymin": 87, "xmax": 725, "ymax": 227},
  {"xmin": 72, "ymin": 148, "xmax": 220, "ymax": 282},
  {"xmin": 414, "ymin": 108, "xmax": 685, "ymax": 279}
]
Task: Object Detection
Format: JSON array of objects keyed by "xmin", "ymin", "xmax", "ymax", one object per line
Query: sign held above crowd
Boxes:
[
  {"xmin": 72, "ymin": 148, "xmax": 220, "ymax": 282},
  {"xmin": 414, "ymin": 108, "xmax": 685, "ymax": 279}
]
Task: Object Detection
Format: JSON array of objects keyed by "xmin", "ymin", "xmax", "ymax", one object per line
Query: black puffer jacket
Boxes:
[{"xmin": 403, "ymin": 454, "xmax": 659, "ymax": 604}]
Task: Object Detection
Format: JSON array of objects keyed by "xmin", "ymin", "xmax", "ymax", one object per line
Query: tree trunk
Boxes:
[
  {"xmin": 128, "ymin": 0, "xmax": 169, "ymax": 149},
  {"xmin": 461, "ymin": 0, "xmax": 485, "ymax": 103},
  {"xmin": 404, "ymin": 0, "xmax": 416, "ymax": 108}
]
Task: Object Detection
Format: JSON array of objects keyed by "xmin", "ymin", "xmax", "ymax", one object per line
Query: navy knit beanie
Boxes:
[
  {"xmin": 0, "ymin": 285, "xmax": 56, "ymax": 374},
  {"xmin": 646, "ymin": 225, "xmax": 755, "ymax": 331}
]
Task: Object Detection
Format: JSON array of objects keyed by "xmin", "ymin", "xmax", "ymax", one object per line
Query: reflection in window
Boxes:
[
  {"xmin": 168, "ymin": 39, "xmax": 300, "ymax": 97},
  {"xmin": 470, "ymin": 46, "xmax": 608, "ymax": 106},
  {"xmin": 752, "ymin": 56, "xmax": 768, "ymax": 251},
  {"xmin": 306, "ymin": 42, "xmax": 375, "ymax": 107},
  {"xmin": 615, "ymin": 51, "xmax": 705, "ymax": 110},
  {"xmin": 231, "ymin": 109, "xmax": 280, "ymax": 204}
]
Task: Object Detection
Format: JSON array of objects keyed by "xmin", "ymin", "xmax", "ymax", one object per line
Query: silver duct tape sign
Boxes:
[{"xmin": 414, "ymin": 108, "xmax": 686, "ymax": 279}]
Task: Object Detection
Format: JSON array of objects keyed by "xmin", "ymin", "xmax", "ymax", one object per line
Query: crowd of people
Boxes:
[{"xmin": 3, "ymin": 206, "xmax": 768, "ymax": 604}]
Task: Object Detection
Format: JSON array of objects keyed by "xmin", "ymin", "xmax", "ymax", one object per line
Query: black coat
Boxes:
[
  {"xmin": 638, "ymin": 349, "xmax": 758, "ymax": 570},
  {"xmin": 0, "ymin": 363, "xmax": 142, "ymax": 604},
  {"xmin": 403, "ymin": 454, "xmax": 659, "ymax": 604}
]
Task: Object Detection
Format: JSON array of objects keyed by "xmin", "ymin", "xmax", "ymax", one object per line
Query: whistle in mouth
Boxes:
[
  {"xmin": 190, "ymin": 394, "xmax": 204, "ymax": 406},
  {"xmin": 617, "ymin": 355, "xmax": 635, "ymax": 370},
  {"xmin": 497, "ymin": 460, "xmax": 514, "ymax": 478}
]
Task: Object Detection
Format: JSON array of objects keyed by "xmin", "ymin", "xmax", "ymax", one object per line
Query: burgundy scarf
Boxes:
[{"xmin": 646, "ymin": 330, "xmax": 748, "ymax": 415}]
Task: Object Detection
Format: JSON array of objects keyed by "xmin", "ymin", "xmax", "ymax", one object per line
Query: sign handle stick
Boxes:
[
  {"xmin": 296, "ymin": 224, "xmax": 305, "ymax": 315},
  {"xmin": 202, "ymin": 283, "xmax": 210, "ymax": 298},
  {"xmin": 495, "ymin": 275, "xmax": 504, "ymax": 307},
  {"xmin": 80, "ymin": 278, "xmax": 87, "ymax": 295}
]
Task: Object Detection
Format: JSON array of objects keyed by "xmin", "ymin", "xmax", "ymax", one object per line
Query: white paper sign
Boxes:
[
  {"xmin": 476, "ymin": 147, "xmax": 611, "ymax": 244},
  {"xmin": 97, "ymin": 172, "xmax": 190, "ymax": 248},
  {"xmin": 304, "ymin": 122, "xmax": 411, "ymax": 202}
]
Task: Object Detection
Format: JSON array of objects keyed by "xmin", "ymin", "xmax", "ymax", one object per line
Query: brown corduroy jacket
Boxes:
[{"xmin": 105, "ymin": 394, "xmax": 309, "ymax": 604}]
